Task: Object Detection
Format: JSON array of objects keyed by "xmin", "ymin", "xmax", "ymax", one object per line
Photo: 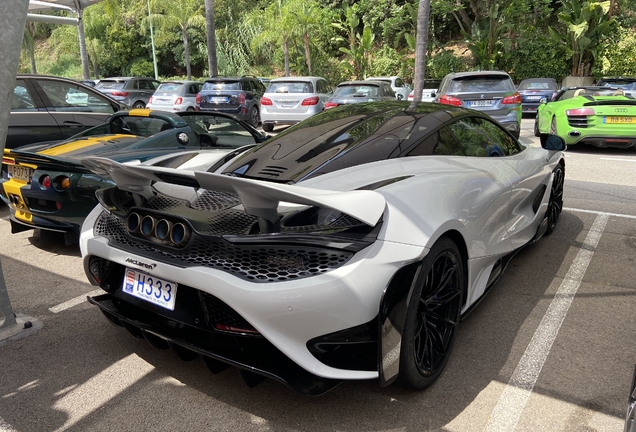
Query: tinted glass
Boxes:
[
  {"xmin": 449, "ymin": 76, "xmax": 515, "ymax": 92},
  {"xmin": 395, "ymin": 78, "xmax": 404, "ymax": 87},
  {"xmin": 448, "ymin": 116, "xmax": 521, "ymax": 157},
  {"xmin": 202, "ymin": 81, "xmax": 241, "ymax": 91},
  {"xmin": 12, "ymin": 80, "xmax": 37, "ymax": 111},
  {"xmin": 180, "ymin": 114, "xmax": 259, "ymax": 148},
  {"xmin": 334, "ymin": 84, "xmax": 381, "ymax": 97},
  {"xmin": 96, "ymin": 81, "xmax": 125, "ymax": 89},
  {"xmin": 476, "ymin": 118, "xmax": 522, "ymax": 156},
  {"xmin": 39, "ymin": 80, "xmax": 115, "ymax": 114},
  {"xmin": 519, "ymin": 80, "xmax": 557, "ymax": 90},
  {"xmin": 408, "ymin": 127, "xmax": 463, "ymax": 156},
  {"xmin": 268, "ymin": 81, "xmax": 314, "ymax": 93},
  {"xmin": 110, "ymin": 116, "xmax": 172, "ymax": 137}
]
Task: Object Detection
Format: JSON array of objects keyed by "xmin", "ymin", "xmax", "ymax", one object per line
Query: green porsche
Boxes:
[{"xmin": 534, "ymin": 86, "xmax": 636, "ymax": 148}]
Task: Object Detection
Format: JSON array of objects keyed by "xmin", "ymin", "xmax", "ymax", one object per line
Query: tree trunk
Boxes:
[
  {"xmin": 204, "ymin": 0, "xmax": 217, "ymax": 77},
  {"xmin": 77, "ymin": 10, "xmax": 91, "ymax": 81},
  {"xmin": 182, "ymin": 26, "xmax": 191, "ymax": 80},
  {"xmin": 283, "ymin": 38, "xmax": 290, "ymax": 77},
  {"xmin": 29, "ymin": 43, "xmax": 36, "ymax": 74},
  {"xmin": 412, "ymin": 0, "xmax": 431, "ymax": 104},
  {"xmin": 303, "ymin": 33, "xmax": 312, "ymax": 75}
]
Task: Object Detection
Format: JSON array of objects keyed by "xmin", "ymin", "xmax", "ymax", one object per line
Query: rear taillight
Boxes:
[
  {"xmin": 175, "ymin": 97, "xmax": 183, "ymax": 105},
  {"xmin": 261, "ymin": 96, "xmax": 273, "ymax": 106},
  {"xmin": 566, "ymin": 108, "xmax": 595, "ymax": 116},
  {"xmin": 407, "ymin": 94, "xmax": 414, "ymax": 100},
  {"xmin": 439, "ymin": 95, "xmax": 462, "ymax": 106},
  {"xmin": 238, "ymin": 92, "xmax": 246, "ymax": 104},
  {"xmin": 325, "ymin": 102, "xmax": 339, "ymax": 109},
  {"xmin": 110, "ymin": 91, "xmax": 129, "ymax": 97},
  {"xmin": 2, "ymin": 158, "xmax": 13, "ymax": 165},
  {"xmin": 196, "ymin": 93, "xmax": 201, "ymax": 104},
  {"xmin": 502, "ymin": 93, "xmax": 522, "ymax": 104},
  {"xmin": 40, "ymin": 175, "xmax": 51, "ymax": 190},
  {"xmin": 301, "ymin": 96, "xmax": 319, "ymax": 106},
  {"xmin": 148, "ymin": 96, "xmax": 153, "ymax": 103}
]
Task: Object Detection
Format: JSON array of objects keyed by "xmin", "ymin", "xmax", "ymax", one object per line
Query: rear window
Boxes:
[
  {"xmin": 267, "ymin": 81, "xmax": 314, "ymax": 93},
  {"xmin": 598, "ymin": 79, "xmax": 636, "ymax": 90},
  {"xmin": 519, "ymin": 81, "xmax": 556, "ymax": 90},
  {"xmin": 156, "ymin": 83, "xmax": 184, "ymax": 92},
  {"xmin": 449, "ymin": 76, "xmax": 514, "ymax": 92},
  {"xmin": 334, "ymin": 85, "xmax": 380, "ymax": 97},
  {"xmin": 202, "ymin": 81, "xmax": 241, "ymax": 91},
  {"xmin": 96, "ymin": 81, "xmax": 125, "ymax": 90}
]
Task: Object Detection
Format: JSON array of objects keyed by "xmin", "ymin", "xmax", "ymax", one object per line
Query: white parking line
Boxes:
[
  {"xmin": 485, "ymin": 213, "xmax": 609, "ymax": 431},
  {"xmin": 600, "ymin": 157, "xmax": 636, "ymax": 163},
  {"xmin": 565, "ymin": 207, "xmax": 636, "ymax": 220},
  {"xmin": 0, "ymin": 416, "xmax": 17, "ymax": 432},
  {"xmin": 49, "ymin": 290, "xmax": 104, "ymax": 314}
]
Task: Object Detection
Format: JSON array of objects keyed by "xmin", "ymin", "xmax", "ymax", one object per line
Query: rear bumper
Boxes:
[
  {"xmin": 261, "ymin": 109, "xmax": 321, "ymax": 124},
  {"xmin": 567, "ymin": 135, "xmax": 636, "ymax": 148}
]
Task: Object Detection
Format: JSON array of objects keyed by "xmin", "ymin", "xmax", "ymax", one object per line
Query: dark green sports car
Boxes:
[
  {"xmin": 1, "ymin": 109, "xmax": 268, "ymax": 244},
  {"xmin": 534, "ymin": 86, "xmax": 636, "ymax": 148}
]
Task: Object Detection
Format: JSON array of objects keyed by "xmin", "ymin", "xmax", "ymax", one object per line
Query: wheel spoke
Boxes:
[{"xmin": 427, "ymin": 309, "xmax": 458, "ymax": 327}]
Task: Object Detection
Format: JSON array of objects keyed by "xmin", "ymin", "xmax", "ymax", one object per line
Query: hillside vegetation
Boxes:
[{"xmin": 20, "ymin": 0, "xmax": 636, "ymax": 84}]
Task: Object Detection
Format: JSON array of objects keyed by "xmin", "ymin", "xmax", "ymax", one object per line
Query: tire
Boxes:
[
  {"xmin": 550, "ymin": 116, "xmax": 557, "ymax": 135},
  {"xmin": 133, "ymin": 101, "xmax": 146, "ymax": 109},
  {"xmin": 186, "ymin": 106, "xmax": 195, "ymax": 112},
  {"xmin": 249, "ymin": 106, "xmax": 260, "ymax": 127},
  {"xmin": 545, "ymin": 162, "xmax": 565, "ymax": 235},
  {"xmin": 262, "ymin": 123, "xmax": 274, "ymax": 132},
  {"xmin": 397, "ymin": 236, "xmax": 465, "ymax": 390},
  {"xmin": 534, "ymin": 117, "xmax": 540, "ymax": 137}
]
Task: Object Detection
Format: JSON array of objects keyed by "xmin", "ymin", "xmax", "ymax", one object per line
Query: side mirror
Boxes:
[
  {"xmin": 431, "ymin": 91, "xmax": 436, "ymax": 97},
  {"xmin": 539, "ymin": 97, "xmax": 547, "ymax": 104},
  {"xmin": 540, "ymin": 134, "xmax": 566, "ymax": 151}
]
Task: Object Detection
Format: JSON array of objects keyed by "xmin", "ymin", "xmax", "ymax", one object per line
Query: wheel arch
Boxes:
[{"xmin": 377, "ymin": 229, "xmax": 468, "ymax": 387}]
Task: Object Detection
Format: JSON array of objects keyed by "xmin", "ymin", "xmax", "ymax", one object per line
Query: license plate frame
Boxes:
[
  {"xmin": 210, "ymin": 96, "xmax": 228, "ymax": 103},
  {"xmin": 603, "ymin": 116, "xmax": 633, "ymax": 124},
  {"xmin": 122, "ymin": 268, "xmax": 178, "ymax": 311},
  {"xmin": 469, "ymin": 100, "xmax": 494, "ymax": 107},
  {"xmin": 8, "ymin": 165, "xmax": 32, "ymax": 183}
]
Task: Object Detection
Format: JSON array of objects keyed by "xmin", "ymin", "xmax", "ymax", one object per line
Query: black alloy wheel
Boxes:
[
  {"xmin": 250, "ymin": 106, "xmax": 260, "ymax": 128},
  {"xmin": 398, "ymin": 236, "xmax": 464, "ymax": 390},
  {"xmin": 534, "ymin": 117, "xmax": 540, "ymax": 137},
  {"xmin": 545, "ymin": 162, "xmax": 565, "ymax": 235}
]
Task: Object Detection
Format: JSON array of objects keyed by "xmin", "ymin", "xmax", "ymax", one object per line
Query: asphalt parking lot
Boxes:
[{"xmin": 1, "ymin": 117, "xmax": 635, "ymax": 432}]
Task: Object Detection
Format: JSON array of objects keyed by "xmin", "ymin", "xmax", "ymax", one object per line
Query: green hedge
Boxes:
[{"xmin": 506, "ymin": 34, "xmax": 570, "ymax": 84}]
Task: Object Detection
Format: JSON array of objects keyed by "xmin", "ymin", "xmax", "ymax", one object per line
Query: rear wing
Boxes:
[{"xmin": 81, "ymin": 156, "xmax": 385, "ymax": 228}]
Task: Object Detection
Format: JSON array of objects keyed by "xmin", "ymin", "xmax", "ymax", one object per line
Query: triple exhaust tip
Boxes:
[{"xmin": 126, "ymin": 212, "xmax": 190, "ymax": 245}]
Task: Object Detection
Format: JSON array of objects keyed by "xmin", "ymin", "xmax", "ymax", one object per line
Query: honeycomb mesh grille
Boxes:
[
  {"xmin": 202, "ymin": 210, "xmax": 257, "ymax": 235},
  {"xmin": 146, "ymin": 195, "xmax": 185, "ymax": 211},
  {"xmin": 94, "ymin": 212, "xmax": 353, "ymax": 283},
  {"xmin": 190, "ymin": 190, "xmax": 241, "ymax": 212},
  {"xmin": 200, "ymin": 293, "xmax": 257, "ymax": 331}
]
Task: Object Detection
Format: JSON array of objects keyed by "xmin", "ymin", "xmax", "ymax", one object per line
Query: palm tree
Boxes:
[
  {"xmin": 412, "ymin": 0, "xmax": 431, "ymax": 103},
  {"xmin": 245, "ymin": 1, "xmax": 294, "ymax": 76},
  {"xmin": 150, "ymin": 0, "xmax": 206, "ymax": 80},
  {"xmin": 23, "ymin": 21, "xmax": 37, "ymax": 74},
  {"xmin": 204, "ymin": 0, "xmax": 217, "ymax": 77},
  {"xmin": 288, "ymin": 0, "xmax": 321, "ymax": 76}
]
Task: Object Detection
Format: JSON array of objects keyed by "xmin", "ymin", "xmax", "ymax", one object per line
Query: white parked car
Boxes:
[
  {"xmin": 147, "ymin": 81, "xmax": 202, "ymax": 112},
  {"xmin": 366, "ymin": 76, "xmax": 411, "ymax": 100},
  {"xmin": 407, "ymin": 79, "xmax": 443, "ymax": 102},
  {"xmin": 260, "ymin": 76, "xmax": 332, "ymax": 132}
]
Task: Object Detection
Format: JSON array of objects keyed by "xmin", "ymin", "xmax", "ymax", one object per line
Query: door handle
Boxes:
[{"xmin": 62, "ymin": 121, "xmax": 84, "ymax": 127}]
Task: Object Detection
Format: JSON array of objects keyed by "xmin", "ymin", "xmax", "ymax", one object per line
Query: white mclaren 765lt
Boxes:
[{"xmin": 79, "ymin": 101, "xmax": 566, "ymax": 395}]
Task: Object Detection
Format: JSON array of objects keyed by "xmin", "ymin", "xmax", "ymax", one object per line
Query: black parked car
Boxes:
[
  {"xmin": 324, "ymin": 80, "xmax": 396, "ymax": 109},
  {"xmin": 517, "ymin": 78, "xmax": 559, "ymax": 115},
  {"xmin": 7, "ymin": 74, "xmax": 125, "ymax": 150},
  {"xmin": 196, "ymin": 76, "xmax": 266, "ymax": 127}
]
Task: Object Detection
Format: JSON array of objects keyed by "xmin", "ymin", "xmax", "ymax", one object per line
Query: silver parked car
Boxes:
[
  {"xmin": 147, "ymin": 81, "xmax": 203, "ymax": 112},
  {"xmin": 95, "ymin": 77, "xmax": 160, "ymax": 109},
  {"xmin": 325, "ymin": 80, "xmax": 396, "ymax": 109},
  {"xmin": 435, "ymin": 71, "xmax": 522, "ymax": 138},
  {"xmin": 260, "ymin": 76, "xmax": 332, "ymax": 132}
]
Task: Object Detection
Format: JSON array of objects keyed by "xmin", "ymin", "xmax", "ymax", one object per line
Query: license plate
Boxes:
[
  {"xmin": 604, "ymin": 116, "xmax": 633, "ymax": 124},
  {"xmin": 279, "ymin": 100, "xmax": 297, "ymax": 107},
  {"xmin": 122, "ymin": 268, "xmax": 178, "ymax": 311},
  {"xmin": 8, "ymin": 165, "xmax": 32, "ymax": 183},
  {"xmin": 469, "ymin": 100, "xmax": 493, "ymax": 107},
  {"xmin": 525, "ymin": 96, "xmax": 541, "ymax": 100},
  {"xmin": 210, "ymin": 96, "xmax": 228, "ymax": 103}
]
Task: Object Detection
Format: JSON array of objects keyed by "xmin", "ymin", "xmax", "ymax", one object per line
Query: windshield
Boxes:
[
  {"xmin": 598, "ymin": 80, "xmax": 636, "ymax": 90},
  {"xmin": 202, "ymin": 81, "xmax": 241, "ymax": 91},
  {"xmin": 267, "ymin": 81, "xmax": 314, "ymax": 93},
  {"xmin": 560, "ymin": 88, "xmax": 620, "ymax": 100},
  {"xmin": 334, "ymin": 85, "xmax": 380, "ymax": 97}
]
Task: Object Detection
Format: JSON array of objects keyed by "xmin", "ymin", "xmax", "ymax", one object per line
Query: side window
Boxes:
[
  {"xmin": 151, "ymin": 80, "xmax": 160, "ymax": 90},
  {"xmin": 476, "ymin": 118, "xmax": 523, "ymax": 156},
  {"xmin": 133, "ymin": 80, "xmax": 140, "ymax": 90},
  {"xmin": 189, "ymin": 84, "xmax": 198, "ymax": 95},
  {"xmin": 38, "ymin": 80, "xmax": 115, "ymax": 114},
  {"xmin": 448, "ymin": 116, "xmax": 515, "ymax": 157},
  {"xmin": 12, "ymin": 80, "xmax": 37, "ymax": 111},
  {"xmin": 395, "ymin": 78, "xmax": 404, "ymax": 88},
  {"xmin": 409, "ymin": 127, "xmax": 464, "ymax": 156}
]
